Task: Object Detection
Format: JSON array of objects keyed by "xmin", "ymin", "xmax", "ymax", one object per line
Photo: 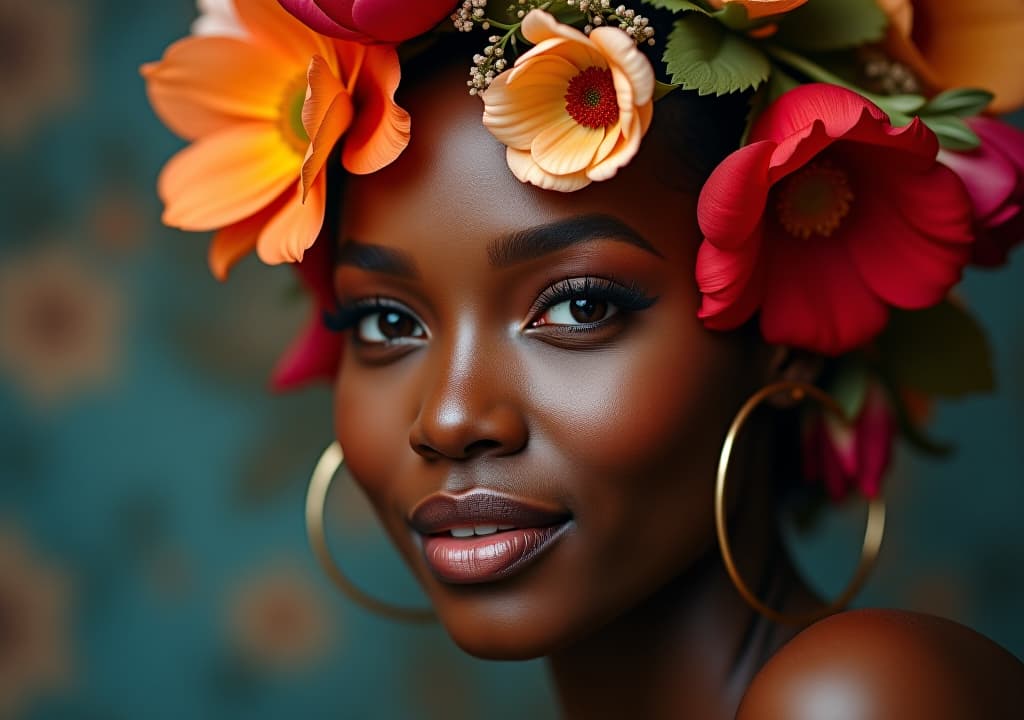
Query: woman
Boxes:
[{"xmin": 144, "ymin": 0, "xmax": 1024, "ymax": 716}]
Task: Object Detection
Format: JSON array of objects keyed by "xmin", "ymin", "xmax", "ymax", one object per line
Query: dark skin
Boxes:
[{"xmin": 331, "ymin": 62, "xmax": 1024, "ymax": 718}]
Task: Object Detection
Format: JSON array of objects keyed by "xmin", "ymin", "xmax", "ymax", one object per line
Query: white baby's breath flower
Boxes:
[{"xmin": 191, "ymin": 0, "xmax": 246, "ymax": 38}]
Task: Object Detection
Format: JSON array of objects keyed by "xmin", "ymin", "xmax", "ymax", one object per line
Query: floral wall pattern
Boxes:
[{"xmin": 0, "ymin": 0, "xmax": 1021, "ymax": 718}]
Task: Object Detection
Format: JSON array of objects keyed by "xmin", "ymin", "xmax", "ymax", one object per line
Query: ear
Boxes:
[{"xmin": 763, "ymin": 346, "xmax": 824, "ymax": 408}]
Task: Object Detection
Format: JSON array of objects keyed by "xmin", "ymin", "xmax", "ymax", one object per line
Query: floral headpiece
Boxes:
[{"xmin": 144, "ymin": 0, "xmax": 1024, "ymax": 502}]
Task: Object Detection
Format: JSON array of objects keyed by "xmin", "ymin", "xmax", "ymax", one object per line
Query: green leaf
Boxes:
[
  {"xmin": 773, "ymin": 0, "xmax": 888, "ymax": 52},
  {"xmin": 641, "ymin": 0, "xmax": 755, "ymax": 30},
  {"xmin": 827, "ymin": 360, "xmax": 869, "ymax": 420},
  {"xmin": 663, "ymin": 14, "xmax": 770, "ymax": 96},
  {"xmin": 921, "ymin": 114, "xmax": 981, "ymax": 150},
  {"xmin": 876, "ymin": 371, "xmax": 954, "ymax": 458},
  {"xmin": 870, "ymin": 94, "xmax": 925, "ymax": 128},
  {"xmin": 641, "ymin": 0, "xmax": 710, "ymax": 13},
  {"xmin": 877, "ymin": 300, "xmax": 995, "ymax": 399},
  {"xmin": 653, "ymin": 80, "xmax": 680, "ymax": 101},
  {"xmin": 920, "ymin": 88, "xmax": 994, "ymax": 118},
  {"xmin": 711, "ymin": 2, "xmax": 752, "ymax": 30},
  {"xmin": 874, "ymin": 94, "xmax": 926, "ymax": 114}
]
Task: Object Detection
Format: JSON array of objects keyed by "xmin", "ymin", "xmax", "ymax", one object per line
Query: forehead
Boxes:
[{"xmin": 339, "ymin": 61, "xmax": 698, "ymax": 264}]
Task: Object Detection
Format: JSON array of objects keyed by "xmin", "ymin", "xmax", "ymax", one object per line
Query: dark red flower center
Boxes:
[
  {"xmin": 565, "ymin": 67, "xmax": 619, "ymax": 129},
  {"xmin": 776, "ymin": 159, "xmax": 855, "ymax": 239}
]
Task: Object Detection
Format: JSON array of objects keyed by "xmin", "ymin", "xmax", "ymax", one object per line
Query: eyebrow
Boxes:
[
  {"xmin": 336, "ymin": 241, "xmax": 419, "ymax": 279},
  {"xmin": 337, "ymin": 213, "xmax": 662, "ymax": 278},
  {"xmin": 488, "ymin": 214, "xmax": 663, "ymax": 267}
]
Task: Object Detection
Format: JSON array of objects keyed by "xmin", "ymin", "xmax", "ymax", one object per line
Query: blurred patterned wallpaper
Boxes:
[{"xmin": 0, "ymin": 1, "xmax": 1021, "ymax": 718}]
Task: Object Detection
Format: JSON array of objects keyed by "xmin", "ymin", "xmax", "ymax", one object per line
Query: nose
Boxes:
[{"xmin": 409, "ymin": 333, "xmax": 529, "ymax": 462}]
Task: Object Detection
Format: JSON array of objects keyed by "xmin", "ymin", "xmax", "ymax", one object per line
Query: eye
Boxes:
[
  {"xmin": 535, "ymin": 296, "xmax": 618, "ymax": 326},
  {"xmin": 528, "ymin": 277, "xmax": 655, "ymax": 330},
  {"xmin": 323, "ymin": 298, "xmax": 428, "ymax": 348},
  {"xmin": 356, "ymin": 308, "xmax": 426, "ymax": 345}
]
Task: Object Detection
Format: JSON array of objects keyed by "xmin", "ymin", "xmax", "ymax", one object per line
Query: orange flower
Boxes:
[
  {"xmin": 482, "ymin": 10, "xmax": 654, "ymax": 193},
  {"xmin": 879, "ymin": 0, "xmax": 1024, "ymax": 113},
  {"xmin": 706, "ymin": 0, "xmax": 808, "ymax": 20},
  {"xmin": 142, "ymin": 0, "xmax": 410, "ymax": 278}
]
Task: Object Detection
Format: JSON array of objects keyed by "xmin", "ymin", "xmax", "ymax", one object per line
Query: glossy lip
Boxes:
[
  {"xmin": 408, "ymin": 489, "xmax": 572, "ymax": 585},
  {"xmin": 408, "ymin": 489, "xmax": 571, "ymax": 535}
]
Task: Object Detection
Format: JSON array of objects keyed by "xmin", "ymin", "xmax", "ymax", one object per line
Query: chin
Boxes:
[{"xmin": 429, "ymin": 586, "xmax": 591, "ymax": 661}]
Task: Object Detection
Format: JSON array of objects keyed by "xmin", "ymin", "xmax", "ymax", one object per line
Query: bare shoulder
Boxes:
[{"xmin": 737, "ymin": 608, "xmax": 1024, "ymax": 720}]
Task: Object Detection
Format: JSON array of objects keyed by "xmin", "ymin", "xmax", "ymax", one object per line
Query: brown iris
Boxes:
[
  {"xmin": 377, "ymin": 310, "xmax": 418, "ymax": 339},
  {"xmin": 569, "ymin": 297, "xmax": 608, "ymax": 323}
]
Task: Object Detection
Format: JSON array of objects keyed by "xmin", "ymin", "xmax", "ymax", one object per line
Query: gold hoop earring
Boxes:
[
  {"xmin": 715, "ymin": 380, "xmax": 886, "ymax": 626},
  {"xmin": 306, "ymin": 442, "xmax": 435, "ymax": 623}
]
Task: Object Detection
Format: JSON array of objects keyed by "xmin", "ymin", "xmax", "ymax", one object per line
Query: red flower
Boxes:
[
  {"xmin": 802, "ymin": 383, "xmax": 896, "ymax": 501},
  {"xmin": 696, "ymin": 84, "xmax": 973, "ymax": 356},
  {"xmin": 271, "ymin": 236, "xmax": 342, "ymax": 391},
  {"xmin": 276, "ymin": 0, "xmax": 453, "ymax": 44},
  {"xmin": 939, "ymin": 117, "xmax": 1024, "ymax": 268}
]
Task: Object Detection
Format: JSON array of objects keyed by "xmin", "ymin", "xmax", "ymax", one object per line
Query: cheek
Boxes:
[
  {"xmin": 527, "ymin": 307, "xmax": 750, "ymax": 580},
  {"xmin": 333, "ymin": 355, "xmax": 413, "ymax": 510}
]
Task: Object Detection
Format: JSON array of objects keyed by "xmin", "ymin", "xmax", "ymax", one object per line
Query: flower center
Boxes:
[
  {"xmin": 565, "ymin": 67, "xmax": 619, "ymax": 129},
  {"xmin": 278, "ymin": 74, "xmax": 310, "ymax": 155},
  {"xmin": 776, "ymin": 160, "xmax": 855, "ymax": 239}
]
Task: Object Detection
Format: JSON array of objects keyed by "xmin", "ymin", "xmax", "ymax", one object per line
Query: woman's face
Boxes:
[{"xmin": 333, "ymin": 64, "xmax": 766, "ymax": 659}]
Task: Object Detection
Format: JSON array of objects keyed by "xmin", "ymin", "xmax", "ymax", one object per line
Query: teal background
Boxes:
[{"xmin": 0, "ymin": 1, "xmax": 1021, "ymax": 718}]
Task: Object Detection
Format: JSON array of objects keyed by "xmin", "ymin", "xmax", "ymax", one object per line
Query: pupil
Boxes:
[
  {"xmin": 570, "ymin": 297, "xmax": 606, "ymax": 323},
  {"xmin": 379, "ymin": 311, "xmax": 413, "ymax": 338}
]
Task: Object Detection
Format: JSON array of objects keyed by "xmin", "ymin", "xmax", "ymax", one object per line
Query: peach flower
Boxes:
[
  {"xmin": 879, "ymin": 0, "xmax": 1024, "ymax": 113},
  {"xmin": 482, "ymin": 10, "xmax": 654, "ymax": 192},
  {"xmin": 707, "ymin": 0, "xmax": 808, "ymax": 20}
]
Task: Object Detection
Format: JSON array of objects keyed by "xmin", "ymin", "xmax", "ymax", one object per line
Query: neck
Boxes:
[{"xmin": 546, "ymin": 437, "xmax": 818, "ymax": 720}]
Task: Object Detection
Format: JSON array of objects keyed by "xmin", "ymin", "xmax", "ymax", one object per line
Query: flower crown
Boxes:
[{"xmin": 144, "ymin": 0, "xmax": 1024, "ymax": 502}]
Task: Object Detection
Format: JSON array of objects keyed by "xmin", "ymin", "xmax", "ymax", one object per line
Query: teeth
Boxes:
[{"xmin": 448, "ymin": 524, "xmax": 513, "ymax": 537}]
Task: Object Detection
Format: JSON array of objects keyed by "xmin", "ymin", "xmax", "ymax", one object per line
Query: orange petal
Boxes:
[
  {"xmin": 590, "ymin": 26, "xmax": 654, "ymax": 106},
  {"xmin": 876, "ymin": 0, "xmax": 912, "ymax": 36},
  {"xmin": 208, "ymin": 193, "xmax": 289, "ymax": 280},
  {"xmin": 302, "ymin": 55, "xmax": 353, "ymax": 198},
  {"xmin": 142, "ymin": 36, "xmax": 296, "ymax": 140},
  {"xmin": 257, "ymin": 175, "xmax": 327, "ymax": 265},
  {"xmin": 233, "ymin": 0, "xmax": 333, "ymax": 67},
  {"xmin": 519, "ymin": 13, "xmax": 604, "ymax": 70},
  {"xmin": 711, "ymin": 0, "xmax": 809, "ymax": 21},
  {"xmin": 342, "ymin": 44, "xmax": 410, "ymax": 175},
  {"xmin": 910, "ymin": 0, "xmax": 1024, "ymax": 113},
  {"xmin": 159, "ymin": 122, "xmax": 300, "ymax": 231},
  {"xmin": 506, "ymin": 147, "xmax": 591, "ymax": 192},
  {"xmin": 483, "ymin": 55, "xmax": 574, "ymax": 150},
  {"xmin": 531, "ymin": 116, "xmax": 604, "ymax": 176},
  {"xmin": 588, "ymin": 104, "xmax": 652, "ymax": 182}
]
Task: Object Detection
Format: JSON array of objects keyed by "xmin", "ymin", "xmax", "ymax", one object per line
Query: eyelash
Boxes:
[
  {"xmin": 323, "ymin": 296, "xmax": 414, "ymax": 334},
  {"xmin": 323, "ymin": 276, "xmax": 657, "ymax": 340},
  {"xmin": 529, "ymin": 276, "xmax": 656, "ymax": 328}
]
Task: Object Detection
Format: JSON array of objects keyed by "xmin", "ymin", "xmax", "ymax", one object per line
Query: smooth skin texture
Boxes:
[{"xmin": 330, "ymin": 61, "xmax": 1024, "ymax": 719}]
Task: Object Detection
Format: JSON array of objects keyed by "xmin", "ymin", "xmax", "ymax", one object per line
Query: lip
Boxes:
[{"xmin": 409, "ymin": 489, "xmax": 572, "ymax": 584}]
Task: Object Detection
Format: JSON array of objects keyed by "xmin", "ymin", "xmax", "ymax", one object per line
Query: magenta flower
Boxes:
[
  {"xmin": 802, "ymin": 383, "xmax": 897, "ymax": 501},
  {"xmin": 277, "ymin": 0, "xmax": 454, "ymax": 44},
  {"xmin": 939, "ymin": 117, "xmax": 1024, "ymax": 268}
]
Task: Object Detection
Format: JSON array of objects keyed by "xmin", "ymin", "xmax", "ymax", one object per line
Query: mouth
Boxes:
[{"xmin": 408, "ymin": 489, "xmax": 572, "ymax": 585}]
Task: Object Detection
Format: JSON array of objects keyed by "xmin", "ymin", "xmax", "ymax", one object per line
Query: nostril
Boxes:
[{"xmin": 463, "ymin": 438, "xmax": 502, "ymax": 458}]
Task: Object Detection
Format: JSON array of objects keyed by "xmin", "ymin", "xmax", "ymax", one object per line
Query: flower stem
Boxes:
[
  {"xmin": 762, "ymin": 43, "xmax": 922, "ymax": 121},
  {"xmin": 483, "ymin": 18, "xmax": 517, "ymax": 30},
  {"xmin": 762, "ymin": 44, "xmax": 856, "ymax": 92}
]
